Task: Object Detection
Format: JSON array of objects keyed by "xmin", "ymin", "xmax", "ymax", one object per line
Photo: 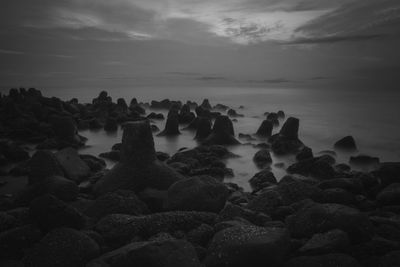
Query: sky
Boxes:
[{"xmin": 0, "ymin": 0, "xmax": 400, "ymax": 90}]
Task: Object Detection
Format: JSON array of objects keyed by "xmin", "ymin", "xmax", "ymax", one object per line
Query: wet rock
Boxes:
[
  {"xmin": 99, "ymin": 150, "xmax": 120, "ymax": 161},
  {"xmin": 200, "ymin": 99, "xmax": 212, "ymax": 110},
  {"xmin": 23, "ymin": 227, "xmax": 100, "ymax": 267},
  {"xmin": 80, "ymin": 154, "xmax": 106, "ymax": 172},
  {"xmin": 284, "ymin": 253, "xmax": 361, "ymax": 267},
  {"xmin": 147, "ymin": 112, "xmax": 164, "ymax": 120},
  {"xmin": 84, "ymin": 190, "xmax": 149, "ymax": 220},
  {"xmin": 253, "ymin": 149, "xmax": 272, "ymax": 168},
  {"xmin": 55, "ymin": 147, "xmax": 90, "ymax": 182},
  {"xmin": 187, "ymin": 223, "xmax": 214, "ymax": 246},
  {"xmin": 88, "ymin": 239, "xmax": 201, "ymax": 267},
  {"xmin": 249, "ymin": 170, "xmax": 277, "ymax": 192},
  {"xmin": 202, "ymin": 115, "xmax": 240, "ymax": 146},
  {"xmin": 380, "ymin": 250, "xmax": 400, "ymax": 267},
  {"xmin": 277, "ymin": 110, "xmax": 285, "ymax": 118},
  {"xmin": 217, "ymin": 203, "xmax": 271, "ymax": 226},
  {"xmin": 287, "ymin": 157, "xmax": 335, "ymax": 180},
  {"xmin": 157, "ymin": 115, "xmax": 181, "ymax": 136},
  {"xmin": 29, "ymin": 195, "xmax": 86, "ymax": 231},
  {"xmin": 104, "ymin": 117, "xmax": 118, "ymax": 132},
  {"xmin": 214, "ymin": 103, "xmax": 229, "ymax": 111},
  {"xmin": 317, "ymin": 178, "xmax": 364, "ymax": 194},
  {"xmin": 0, "ymin": 224, "xmax": 42, "ymax": 259},
  {"xmin": 270, "ymin": 117, "xmax": 303, "ymax": 155},
  {"xmin": 0, "ymin": 141, "xmax": 29, "ymax": 162},
  {"xmin": 377, "ymin": 183, "xmax": 400, "ymax": 206},
  {"xmin": 94, "ymin": 120, "xmax": 183, "ymax": 195},
  {"xmin": 296, "ymin": 146, "xmax": 313, "ymax": 161},
  {"xmin": 322, "ymin": 188, "xmax": 357, "ymax": 205},
  {"xmin": 0, "ymin": 212, "xmax": 18, "ymax": 232},
  {"xmin": 167, "ymin": 175, "xmax": 229, "ymax": 213},
  {"xmin": 88, "ymin": 118, "xmax": 103, "ymax": 130},
  {"xmin": 267, "ymin": 112, "xmax": 278, "ymax": 121},
  {"xmin": 28, "ymin": 150, "xmax": 64, "ymax": 184},
  {"xmin": 194, "ymin": 117, "xmax": 212, "ymax": 140},
  {"xmin": 280, "ymin": 117, "xmax": 299, "ymax": 139},
  {"xmin": 49, "ymin": 115, "xmax": 86, "ymax": 148},
  {"xmin": 334, "ymin": 136, "xmax": 357, "ymax": 151},
  {"xmin": 350, "ymin": 155, "xmax": 380, "ymax": 168},
  {"xmin": 227, "ymin": 109, "xmax": 243, "ymax": 117},
  {"xmin": 95, "ymin": 211, "xmax": 217, "ymax": 245},
  {"xmin": 204, "ymin": 225, "xmax": 290, "ymax": 267},
  {"xmin": 156, "ymin": 151, "xmax": 170, "ymax": 162},
  {"xmin": 374, "ymin": 162, "xmax": 400, "ymax": 186},
  {"xmin": 255, "ymin": 120, "xmax": 273, "ymax": 137},
  {"xmin": 299, "ymin": 229, "xmax": 350, "ymax": 254},
  {"xmin": 286, "ymin": 202, "xmax": 373, "ymax": 242}
]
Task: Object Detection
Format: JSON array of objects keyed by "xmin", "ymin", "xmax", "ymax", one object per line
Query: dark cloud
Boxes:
[
  {"xmin": 284, "ymin": 34, "xmax": 386, "ymax": 45},
  {"xmin": 248, "ymin": 78, "xmax": 293, "ymax": 84}
]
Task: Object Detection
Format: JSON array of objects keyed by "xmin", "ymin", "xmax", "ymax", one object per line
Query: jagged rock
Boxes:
[
  {"xmin": 55, "ymin": 147, "xmax": 90, "ymax": 182},
  {"xmin": 94, "ymin": 121, "xmax": 183, "ymax": 195},
  {"xmin": 157, "ymin": 115, "xmax": 181, "ymax": 136},
  {"xmin": 270, "ymin": 117, "xmax": 303, "ymax": 155},
  {"xmin": 334, "ymin": 136, "xmax": 357, "ymax": 151},
  {"xmin": 200, "ymin": 99, "xmax": 212, "ymax": 110},
  {"xmin": 204, "ymin": 225, "xmax": 290, "ymax": 267},
  {"xmin": 88, "ymin": 239, "xmax": 201, "ymax": 267},
  {"xmin": 202, "ymin": 115, "xmax": 239, "ymax": 146},
  {"xmin": 253, "ymin": 149, "xmax": 272, "ymax": 168},
  {"xmin": 296, "ymin": 146, "xmax": 313, "ymax": 161},
  {"xmin": 23, "ymin": 228, "xmax": 100, "ymax": 267},
  {"xmin": 249, "ymin": 170, "xmax": 277, "ymax": 192},
  {"xmin": 167, "ymin": 175, "xmax": 228, "ymax": 213},
  {"xmin": 194, "ymin": 117, "xmax": 212, "ymax": 140},
  {"xmin": 255, "ymin": 120, "xmax": 273, "ymax": 137}
]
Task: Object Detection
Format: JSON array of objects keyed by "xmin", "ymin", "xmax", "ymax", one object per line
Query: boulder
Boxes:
[
  {"xmin": 200, "ymin": 99, "xmax": 212, "ymax": 110},
  {"xmin": 317, "ymin": 178, "xmax": 364, "ymax": 194},
  {"xmin": 255, "ymin": 120, "xmax": 273, "ymax": 137},
  {"xmin": 167, "ymin": 175, "xmax": 229, "ymax": 213},
  {"xmin": 55, "ymin": 147, "xmax": 90, "ymax": 182},
  {"xmin": 286, "ymin": 202, "xmax": 373, "ymax": 242},
  {"xmin": 204, "ymin": 225, "xmax": 290, "ymax": 267},
  {"xmin": 104, "ymin": 117, "xmax": 118, "ymax": 132},
  {"xmin": 380, "ymin": 250, "xmax": 400, "ymax": 267},
  {"xmin": 29, "ymin": 194, "xmax": 86, "ymax": 231},
  {"xmin": 253, "ymin": 149, "xmax": 272, "ymax": 168},
  {"xmin": 322, "ymin": 188, "xmax": 357, "ymax": 205},
  {"xmin": 157, "ymin": 115, "xmax": 181, "ymax": 136},
  {"xmin": 334, "ymin": 136, "xmax": 357, "ymax": 151},
  {"xmin": 94, "ymin": 120, "xmax": 183, "ymax": 195},
  {"xmin": 296, "ymin": 146, "xmax": 313, "ymax": 161},
  {"xmin": 0, "ymin": 212, "xmax": 18, "ymax": 233},
  {"xmin": 23, "ymin": 228, "xmax": 100, "ymax": 267},
  {"xmin": 84, "ymin": 190, "xmax": 149, "ymax": 220},
  {"xmin": 0, "ymin": 224, "xmax": 42, "ymax": 259},
  {"xmin": 299, "ymin": 229, "xmax": 350, "ymax": 254},
  {"xmin": 88, "ymin": 239, "xmax": 201, "ymax": 267},
  {"xmin": 95, "ymin": 211, "xmax": 217, "ymax": 246},
  {"xmin": 374, "ymin": 162, "xmax": 400, "ymax": 186},
  {"xmin": 284, "ymin": 253, "xmax": 361, "ymax": 267},
  {"xmin": 377, "ymin": 183, "xmax": 400, "ymax": 206},
  {"xmin": 217, "ymin": 203, "xmax": 271, "ymax": 226},
  {"xmin": 202, "ymin": 115, "xmax": 239, "ymax": 146},
  {"xmin": 227, "ymin": 109, "xmax": 243, "ymax": 117},
  {"xmin": 280, "ymin": 117, "xmax": 299, "ymax": 139},
  {"xmin": 28, "ymin": 150, "xmax": 64, "ymax": 184},
  {"xmin": 249, "ymin": 170, "xmax": 277, "ymax": 192},
  {"xmin": 49, "ymin": 115, "xmax": 86, "ymax": 147}
]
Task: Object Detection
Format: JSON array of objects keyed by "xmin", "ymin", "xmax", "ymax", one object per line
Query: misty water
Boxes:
[{"xmin": 11, "ymin": 86, "xmax": 400, "ymax": 191}]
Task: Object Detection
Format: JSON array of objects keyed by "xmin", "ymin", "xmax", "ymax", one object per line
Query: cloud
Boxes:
[
  {"xmin": 283, "ymin": 34, "xmax": 386, "ymax": 45},
  {"xmin": 0, "ymin": 49, "xmax": 25, "ymax": 55},
  {"xmin": 248, "ymin": 78, "xmax": 293, "ymax": 84}
]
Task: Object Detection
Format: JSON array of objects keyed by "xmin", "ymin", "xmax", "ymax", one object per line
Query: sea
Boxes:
[{"xmin": 2, "ymin": 85, "xmax": 400, "ymax": 191}]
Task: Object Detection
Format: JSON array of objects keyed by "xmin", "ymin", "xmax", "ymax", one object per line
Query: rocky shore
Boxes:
[{"xmin": 1, "ymin": 88, "xmax": 400, "ymax": 266}]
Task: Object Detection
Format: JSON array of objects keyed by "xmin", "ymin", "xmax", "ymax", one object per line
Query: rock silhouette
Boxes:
[{"xmin": 202, "ymin": 115, "xmax": 240, "ymax": 146}]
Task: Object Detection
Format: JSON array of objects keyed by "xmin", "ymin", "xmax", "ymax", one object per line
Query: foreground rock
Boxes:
[
  {"xmin": 88, "ymin": 239, "xmax": 201, "ymax": 267},
  {"xmin": 202, "ymin": 115, "xmax": 240, "ymax": 146},
  {"xmin": 55, "ymin": 147, "xmax": 90, "ymax": 182},
  {"xmin": 94, "ymin": 120, "xmax": 183, "ymax": 195},
  {"xmin": 284, "ymin": 253, "xmax": 361, "ymax": 267},
  {"xmin": 204, "ymin": 225, "xmax": 290, "ymax": 267},
  {"xmin": 255, "ymin": 120, "xmax": 273, "ymax": 137},
  {"xmin": 270, "ymin": 117, "xmax": 304, "ymax": 155},
  {"xmin": 167, "ymin": 175, "xmax": 228, "ymax": 212},
  {"xmin": 334, "ymin": 136, "xmax": 357, "ymax": 151},
  {"xmin": 157, "ymin": 115, "xmax": 181, "ymax": 136},
  {"xmin": 23, "ymin": 227, "xmax": 100, "ymax": 267}
]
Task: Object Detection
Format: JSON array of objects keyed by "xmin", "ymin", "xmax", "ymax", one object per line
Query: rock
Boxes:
[
  {"xmin": 217, "ymin": 203, "xmax": 271, "ymax": 226},
  {"xmin": 280, "ymin": 117, "xmax": 299, "ymax": 139},
  {"xmin": 94, "ymin": 120, "xmax": 183, "ymax": 195},
  {"xmin": 296, "ymin": 146, "xmax": 313, "ymax": 161},
  {"xmin": 88, "ymin": 118, "xmax": 103, "ymax": 130},
  {"xmin": 214, "ymin": 103, "xmax": 229, "ymax": 111},
  {"xmin": 88, "ymin": 239, "xmax": 201, "ymax": 267},
  {"xmin": 99, "ymin": 150, "xmax": 120, "ymax": 161},
  {"xmin": 29, "ymin": 194, "xmax": 86, "ymax": 231},
  {"xmin": 322, "ymin": 188, "xmax": 357, "ymax": 205},
  {"xmin": 157, "ymin": 115, "xmax": 181, "ymax": 136},
  {"xmin": 80, "ymin": 154, "xmax": 106, "ymax": 172},
  {"xmin": 202, "ymin": 115, "xmax": 240, "ymax": 146},
  {"xmin": 317, "ymin": 178, "xmax": 364, "ymax": 194},
  {"xmin": 350, "ymin": 155, "xmax": 380, "ymax": 168},
  {"xmin": 50, "ymin": 116, "xmax": 86, "ymax": 147},
  {"xmin": 95, "ymin": 211, "xmax": 217, "ymax": 246},
  {"xmin": 84, "ymin": 190, "xmax": 149, "ymax": 220},
  {"xmin": 187, "ymin": 223, "xmax": 214, "ymax": 246},
  {"xmin": 249, "ymin": 170, "xmax": 277, "ymax": 192},
  {"xmin": 227, "ymin": 109, "xmax": 243, "ymax": 117},
  {"xmin": 277, "ymin": 110, "xmax": 285, "ymax": 118},
  {"xmin": 377, "ymin": 183, "xmax": 400, "ymax": 206},
  {"xmin": 167, "ymin": 175, "xmax": 228, "ymax": 213},
  {"xmin": 23, "ymin": 228, "xmax": 100, "ymax": 267},
  {"xmin": 200, "ymin": 99, "xmax": 212, "ymax": 110},
  {"xmin": 55, "ymin": 147, "xmax": 90, "ymax": 182},
  {"xmin": 204, "ymin": 225, "xmax": 290, "ymax": 267},
  {"xmin": 156, "ymin": 151, "xmax": 170, "ymax": 162},
  {"xmin": 284, "ymin": 253, "xmax": 361, "ymax": 267},
  {"xmin": 253, "ymin": 149, "xmax": 272, "ymax": 168},
  {"xmin": 194, "ymin": 117, "xmax": 212, "ymax": 140},
  {"xmin": 380, "ymin": 250, "xmax": 400, "ymax": 267},
  {"xmin": 104, "ymin": 117, "xmax": 118, "ymax": 132},
  {"xmin": 287, "ymin": 157, "xmax": 335, "ymax": 180},
  {"xmin": 299, "ymin": 229, "xmax": 350, "ymax": 254},
  {"xmin": 0, "ymin": 224, "xmax": 42, "ymax": 259},
  {"xmin": 256, "ymin": 120, "xmax": 273, "ymax": 137},
  {"xmin": 28, "ymin": 150, "xmax": 64, "ymax": 184},
  {"xmin": 334, "ymin": 136, "xmax": 357, "ymax": 151},
  {"xmin": 286, "ymin": 202, "xmax": 373, "ymax": 242},
  {"xmin": 0, "ymin": 212, "xmax": 18, "ymax": 233},
  {"xmin": 147, "ymin": 112, "xmax": 164, "ymax": 120},
  {"xmin": 0, "ymin": 141, "xmax": 29, "ymax": 162},
  {"xmin": 374, "ymin": 162, "xmax": 400, "ymax": 186},
  {"xmin": 267, "ymin": 112, "xmax": 278, "ymax": 121}
]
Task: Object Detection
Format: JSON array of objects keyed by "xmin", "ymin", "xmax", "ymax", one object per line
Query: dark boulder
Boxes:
[
  {"xmin": 270, "ymin": 117, "xmax": 303, "ymax": 155},
  {"xmin": 255, "ymin": 120, "xmax": 273, "ymax": 137},
  {"xmin": 299, "ymin": 229, "xmax": 350, "ymax": 254},
  {"xmin": 94, "ymin": 120, "xmax": 183, "ymax": 195},
  {"xmin": 194, "ymin": 117, "xmax": 212, "ymax": 140},
  {"xmin": 84, "ymin": 190, "xmax": 149, "ymax": 220},
  {"xmin": 277, "ymin": 110, "xmax": 285, "ymax": 118},
  {"xmin": 99, "ymin": 150, "xmax": 120, "ymax": 161},
  {"xmin": 88, "ymin": 239, "xmax": 201, "ymax": 267},
  {"xmin": 284, "ymin": 253, "xmax": 361, "ymax": 267},
  {"xmin": 374, "ymin": 162, "xmax": 400, "ymax": 186},
  {"xmin": 217, "ymin": 203, "xmax": 271, "ymax": 226},
  {"xmin": 249, "ymin": 170, "xmax": 277, "ymax": 192},
  {"xmin": 28, "ymin": 150, "xmax": 64, "ymax": 184},
  {"xmin": 167, "ymin": 175, "xmax": 229, "ymax": 213},
  {"xmin": 296, "ymin": 146, "xmax": 313, "ymax": 161},
  {"xmin": 200, "ymin": 99, "xmax": 212, "ymax": 110},
  {"xmin": 147, "ymin": 112, "xmax": 164, "ymax": 120},
  {"xmin": 204, "ymin": 225, "xmax": 290, "ymax": 267},
  {"xmin": 286, "ymin": 202, "xmax": 373, "ymax": 242},
  {"xmin": 227, "ymin": 109, "xmax": 243, "ymax": 117},
  {"xmin": 334, "ymin": 136, "xmax": 357, "ymax": 151},
  {"xmin": 23, "ymin": 227, "xmax": 100, "ymax": 267},
  {"xmin": 104, "ymin": 117, "xmax": 118, "ymax": 132},
  {"xmin": 253, "ymin": 149, "xmax": 272, "ymax": 168},
  {"xmin": 377, "ymin": 183, "xmax": 400, "ymax": 206},
  {"xmin": 280, "ymin": 117, "xmax": 299, "ymax": 139},
  {"xmin": 55, "ymin": 147, "xmax": 91, "ymax": 182}
]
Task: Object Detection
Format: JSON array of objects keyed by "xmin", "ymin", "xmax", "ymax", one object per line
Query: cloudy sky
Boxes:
[{"xmin": 0, "ymin": 0, "xmax": 399, "ymax": 90}]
